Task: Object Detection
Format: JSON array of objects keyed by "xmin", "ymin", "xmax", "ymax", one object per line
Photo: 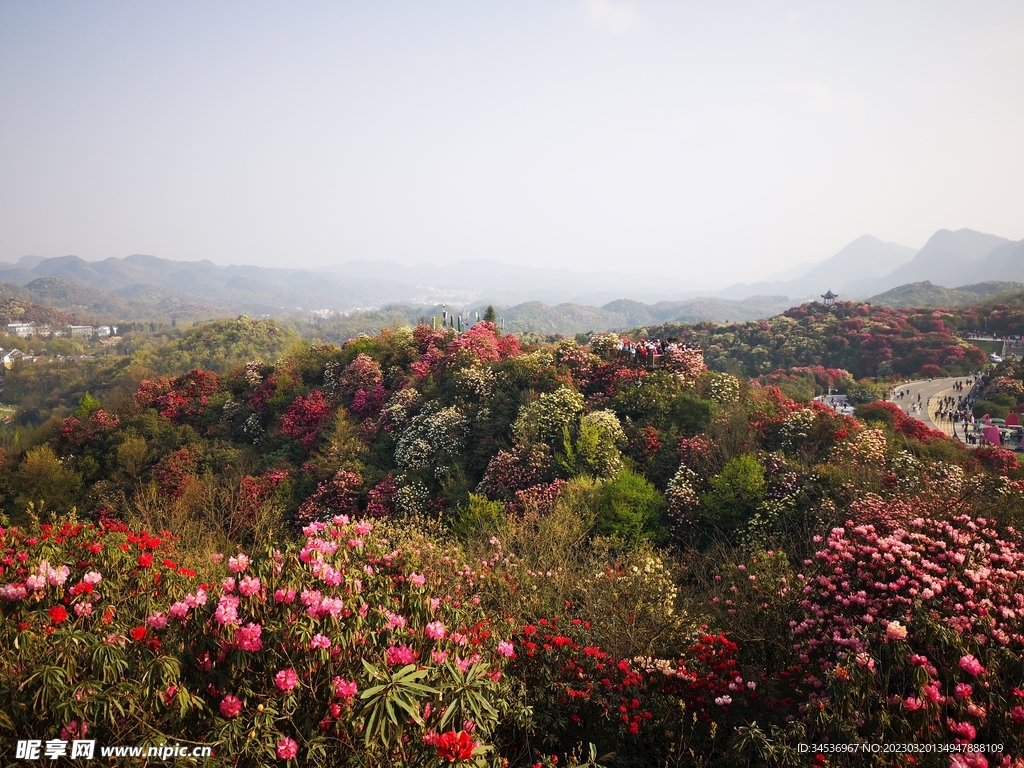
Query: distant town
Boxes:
[{"xmin": 6, "ymin": 321, "xmax": 118, "ymax": 339}]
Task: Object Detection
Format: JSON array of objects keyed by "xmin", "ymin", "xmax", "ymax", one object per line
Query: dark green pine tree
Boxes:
[{"xmin": 483, "ymin": 305, "xmax": 496, "ymax": 323}]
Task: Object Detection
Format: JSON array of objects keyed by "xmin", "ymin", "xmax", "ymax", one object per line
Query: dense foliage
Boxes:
[
  {"xmin": 2, "ymin": 313, "xmax": 1024, "ymax": 766},
  {"xmin": 644, "ymin": 301, "xmax": 989, "ymax": 380}
]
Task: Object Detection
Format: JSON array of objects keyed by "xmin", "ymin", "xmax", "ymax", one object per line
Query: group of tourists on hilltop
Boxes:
[{"xmin": 615, "ymin": 338, "xmax": 699, "ymax": 366}]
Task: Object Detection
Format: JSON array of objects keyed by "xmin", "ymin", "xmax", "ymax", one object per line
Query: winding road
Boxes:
[{"xmin": 888, "ymin": 376, "xmax": 979, "ymax": 440}]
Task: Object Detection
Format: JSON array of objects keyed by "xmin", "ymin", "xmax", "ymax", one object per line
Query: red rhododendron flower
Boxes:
[
  {"xmin": 48, "ymin": 605, "xmax": 68, "ymax": 624},
  {"xmin": 129, "ymin": 626, "xmax": 147, "ymax": 641},
  {"xmin": 137, "ymin": 553, "xmax": 154, "ymax": 568},
  {"xmin": 435, "ymin": 731, "xmax": 477, "ymax": 763}
]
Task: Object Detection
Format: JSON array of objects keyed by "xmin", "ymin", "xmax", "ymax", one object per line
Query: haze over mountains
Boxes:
[
  {"xmin": 724, "ymin": 228, "xmax": 1024, "ymax": 303},
  {"xmin": 2, "ymin": 226, "xmax": 1023, "ymax": 334},
  {"xmin": 0, "ymin": 254, "xmax": 711, "ymax": 317}
]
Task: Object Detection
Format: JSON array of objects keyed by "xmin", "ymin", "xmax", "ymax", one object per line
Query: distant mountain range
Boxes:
[
  {"xmin": 2, "ymin": 225, "xmax": 1023, "ymax": 335},
  {"xmin": 0, "ymin": 254, "xmax": 708, "ymax": 318},
  {"xmin": 722, "ymin": 228, "xmax": 1024, "ymax": 302}
]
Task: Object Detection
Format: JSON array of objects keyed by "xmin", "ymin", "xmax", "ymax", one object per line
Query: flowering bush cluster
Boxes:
[
  {"xmin": 790, "ymin": 514, "xmax": 1024, "ymax": 752},
  {"xmin": 648, "ymin": 301, "xmax": 987, "ymax": 378},
  {"xmin": 135, "ymin": 369, "xmax": 222, "ymax": 426},
  {"xmin": 0, "ymin": 515, "xmax": 522, "ymax": 765}
]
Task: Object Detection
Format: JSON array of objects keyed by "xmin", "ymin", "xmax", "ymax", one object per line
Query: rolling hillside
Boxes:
[{"xmin": 867, "ymin": 280, "xmax": 1024, "ymax": 308}]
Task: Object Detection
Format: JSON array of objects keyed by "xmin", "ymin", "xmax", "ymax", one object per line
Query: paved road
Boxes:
[{"xmin": 888, "ymin": 376, "xmax": 979, "ymax": 439}]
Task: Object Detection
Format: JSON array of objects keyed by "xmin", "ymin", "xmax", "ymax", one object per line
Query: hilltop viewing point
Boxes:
[{"xmin": 821, "ymin": 289, "xmax": 838, "ymax": 307}]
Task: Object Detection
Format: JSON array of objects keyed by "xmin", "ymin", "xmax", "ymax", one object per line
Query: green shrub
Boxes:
[
  {"xmin": 592, "ymin": 469, "xmax": 666, "ymax": 544},
  {"xmin": 700, "ymin": 454, "xmax": 765, "ymax": 530}
]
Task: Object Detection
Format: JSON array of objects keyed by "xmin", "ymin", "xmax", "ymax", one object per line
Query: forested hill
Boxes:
[
  {"xmin": 866, "ymin": 280, "xmax": 1024, "ymax": 309},
  {"xmin": 636, "ymin": 300, "xmax": 989, "ymax": 379},
  {"xmin": 0, "ymin": 298, "xmax": 77, "ymax": 327}
]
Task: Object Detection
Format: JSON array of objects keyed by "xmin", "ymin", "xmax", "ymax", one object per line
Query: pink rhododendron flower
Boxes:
[
  {"xmin": 386, "ymin": 645, "xmax": 416, "ymax": 665},
  {"xmin": 221, "ymin": 577, "xmax": 235, "ymax": 593},
  {"xmin": 955, "ymin": 683, "xmax": 973, "ymax": 700},
  {"xmin": 1, "ymin": 583, "xmax": 28, "ymax": 601},
  {"xmin": 219, "ymin": 695, "xmax": 242, "ymax": 718},
  {"xmin": 228, "ymin": 553, "xmax": 250, "ymax": 573},
  {"xmin": 147, "ymin": 612, "xmax": 168, "ymax": 630},
  {"xmin": 386, "ymin": 611, "xmax": 407, "ymax": 629},
  {"xmin": 318, "ymin": 596, "xmax": 345, "ymax": 619},
  {"xmin": 214, "ymin": 594, "xmax": 240, "ymax": 626},
  {"xmin": 236, "ymin": 622, "xmax": 263, "ymax": 652},
  {"xmin": 950, "ymin": 756, "xmax": 990, "ymax": 768},
  {"xmin": 238, "ymin": 576, "xmax": 261, "ymax": 596},
  {"xmin": 74, "ymin": 602, "xmax": 93, "ymax": 617},
  {"xmin": 39, "ymin": 561, "xmax": 71, "ymax": 586},
  {"xmin": 496, "ymin": 640, "xmax": 515, "ymax": 658},
  {"xmin": 1011, "ymin": 706, "xmax": 1024, "ymax": 724},
  {"xmin": 408, "ymin": 572, "xmax": 426, "ymax": 587},
  {"xmin": 276, "ymin": 737, "xmax": 298, "ymax": 759},
  {"xmin": 332, "ymin": 677, "xmax": 358, "ymax": 699},
  {"xmin": 25, "ymin": 574, "xmax": 45, "ymax": 591},
  {"xmin": 354, "ymin": 521, "xmax": 372, "ymax": 536},
  {"xmin": 275, "ymin": 668, "xmax": 299, "ymax": 692},
  {"xmin": 432, "ymin": 650, "xmax": 449, "ymax": 664},
  {"xmin": 959, "ymin": 655, "xmax": 985, "ymax": 676},
  {"xmin": 902, "ymin": 696, "xmax": 923, "ymax": 711},
  {"xmin": 310, "ymin": 634, "xmax": 331, "ymax": 650},
  {"xmin": 275, "ymin": 588, "xmax": 296, "ymax": 603},
  {"xmin": 169, "ymin": 601, "xmax": 189, "ymax": 620},
  {"xmin": 425, "ymin": 621, "xmax": 446, "ymax": 640},
  {"xmin": 947, "ymin": 719, "xmax": 977, "ymax": 740},
  {"xmin": 82, "ymin": 571, "xmax": 102, "ymax": 585}
]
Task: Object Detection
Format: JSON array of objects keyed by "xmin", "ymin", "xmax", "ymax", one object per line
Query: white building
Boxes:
[
  {"xmin": 69, "ymin": 325, "xmax": 95, "ymax": 338},
  {"xmin": 6, "ymin": 322, "xmax": 35, "ymax": 338}
]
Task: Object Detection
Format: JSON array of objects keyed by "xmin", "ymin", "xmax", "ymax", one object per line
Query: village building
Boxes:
[{"xmin": 6, "ymin": 322, "xmax": 35, "ymax": 338}]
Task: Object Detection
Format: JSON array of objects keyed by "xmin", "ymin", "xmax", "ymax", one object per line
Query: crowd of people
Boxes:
[
  {"xmin": 891, "ymin": 377, "xmax": 983, "ymax": 442},
  {"xmin": 615, "ymin": 338, "xmax": 698, "ymax": 368}
]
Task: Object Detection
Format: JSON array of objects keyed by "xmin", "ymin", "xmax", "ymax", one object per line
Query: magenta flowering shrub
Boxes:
[{"xmin": 791, "ymin": 514, "xmax": 1024, "ymax": 752}]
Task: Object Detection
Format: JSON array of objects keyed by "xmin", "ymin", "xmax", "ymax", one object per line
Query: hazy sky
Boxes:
[{"xmin": 2, "ymin": 1, "xmax": 1023, "ymax": 287}]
